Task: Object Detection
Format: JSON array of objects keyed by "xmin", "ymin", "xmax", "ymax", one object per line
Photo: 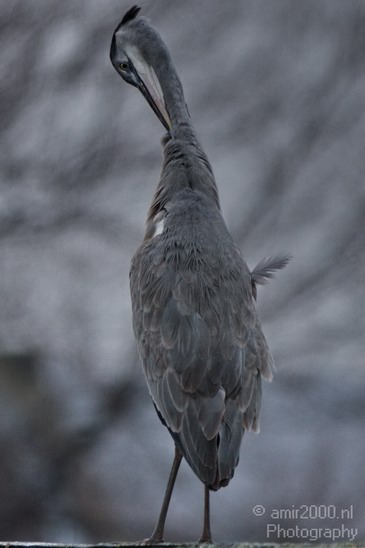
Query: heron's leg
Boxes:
[
  {"xmin": 198, "ymin": 485, "xmax": 213, "ymax": 543},
  {"xmin": 144, "ymin": 445, "xmax": 183, "ymax": 544}
]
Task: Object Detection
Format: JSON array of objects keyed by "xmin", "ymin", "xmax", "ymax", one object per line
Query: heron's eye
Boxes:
[{"xmin": 119, "ymin": 62, "xmax": 129, "ymax": 71}]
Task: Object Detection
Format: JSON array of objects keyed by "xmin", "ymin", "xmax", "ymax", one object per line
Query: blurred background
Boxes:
[{"xmin": 0, "ymin": 0, "xmax": 364, "ymax": 543}]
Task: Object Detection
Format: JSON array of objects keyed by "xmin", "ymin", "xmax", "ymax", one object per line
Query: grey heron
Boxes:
[{"xmin": 110, "ymin": 6, "xmax": 290, "ymax": 543}]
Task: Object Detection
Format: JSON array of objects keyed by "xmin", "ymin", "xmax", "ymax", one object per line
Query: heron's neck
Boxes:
[
  {"xmin": 145, "ymin": 56, "xmax": 220, "ymax": 228},
  {"xmin": 159, "ymin": 73, "xmax": 191, "ymax": 134},
  {"xmin": 147, "ymin": 83, "xmax": 220, "ymax": 226}
]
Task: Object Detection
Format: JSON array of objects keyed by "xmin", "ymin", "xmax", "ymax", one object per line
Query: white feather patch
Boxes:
[{"xmin": 152, "ymin": 218, "xmax": 165, "ymax": 237}]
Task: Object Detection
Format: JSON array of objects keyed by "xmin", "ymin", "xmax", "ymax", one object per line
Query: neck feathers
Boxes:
[
  {"xmin": 137, "ymin": 19, "xmax": 220, "ymax": 227},
  {"xmin": 147, "ymin": 131, "xmax": 220, "ymax": 227}
]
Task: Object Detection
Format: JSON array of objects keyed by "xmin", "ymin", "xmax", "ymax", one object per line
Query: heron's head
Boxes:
[{"xmin": 110, "ymin": 5, "xmax": 172, "ymax": 132}]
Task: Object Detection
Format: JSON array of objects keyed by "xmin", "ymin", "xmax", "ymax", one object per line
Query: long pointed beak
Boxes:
[
  {"xmin": 135, "ymin": 70, "xmax": 172, "ymax": 132},
  {"xmin": 127, "ymin": 55, "xmax": 171, "ymax": 132}
]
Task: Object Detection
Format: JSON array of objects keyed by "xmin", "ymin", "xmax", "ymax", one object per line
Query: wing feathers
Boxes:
[
  {"xmin": 243, "ymin": 373, "xmax": 262, "ymax": 433},
  {"xmin": 193, "ymin": 388, "xmax": 225, "ymax": 440},
  {"xmin": 130, "ymin": 224, "xmax": 277, "ymax": 488},
  {"xmin": 161, "ymin": 297, "xmax": 211, "ymax": 392},
  {"xmin": 179, "ymin": 401, "xmax": 217, "ymax": 485},
  {"xmin": 155, "ymin": 373, "xmax": 184, "ymax": 432},
  {"xmin": 166, "ymin": 369, "xmax": 188, "ymax": 413},
  {"xmin": 218, "ymin": 400, "xmax": 244, "ymax": 485}
]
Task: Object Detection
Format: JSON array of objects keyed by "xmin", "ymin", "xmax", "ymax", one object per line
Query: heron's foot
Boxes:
[
  {"xmin": 198, "ymin": 535, "xmax": 213, "ymax": 544},
  {"xmin": 141, "ymin": 534, "xmax": 164, "ymax": 544}
]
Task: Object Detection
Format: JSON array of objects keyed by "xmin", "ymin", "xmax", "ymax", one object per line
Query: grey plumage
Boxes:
[
  {"xmin": 110, "ymin": 5, "xmax": 290, "ymax": 541},
  {"xmin": 130, "ymin": 189, "xmax": 273, "ymax": 488},
  {"xmin": 251, "ymin": 254, "xmax": 292, "ymax": 300}
]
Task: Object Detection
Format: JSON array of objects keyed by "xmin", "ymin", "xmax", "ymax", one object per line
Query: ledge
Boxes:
[{"xmin": 0, "ymin": 542, "xmax": 363, "ymax": 548}]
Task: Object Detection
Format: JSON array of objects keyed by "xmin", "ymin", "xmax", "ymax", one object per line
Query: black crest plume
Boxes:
[
  {"xmin": 121, "ymin": 5, "xmax": 141, "ymax": 26},
  {"xmin": 112, "ymin": 5, "xmax": 141, "ymax": 42}
]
